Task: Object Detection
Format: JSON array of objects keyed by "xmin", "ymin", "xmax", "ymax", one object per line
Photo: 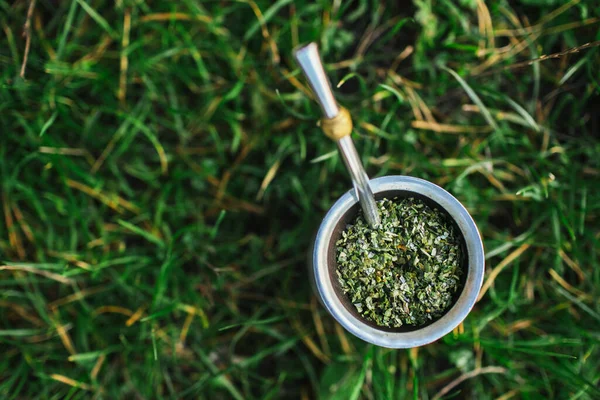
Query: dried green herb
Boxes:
[{"xmin": 335, "ymin": 197, "xmax": 463, "ymax": 328}]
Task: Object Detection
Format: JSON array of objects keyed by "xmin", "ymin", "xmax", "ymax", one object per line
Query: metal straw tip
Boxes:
[
  {"xmin": 292, "ymin": 42, "xmax": 318, "ymax": 59},
  {"xmin": 292, "ymin": 42, "xmax": 339, "ymax": 119}
]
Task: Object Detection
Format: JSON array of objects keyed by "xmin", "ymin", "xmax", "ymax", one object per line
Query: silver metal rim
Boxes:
[{"xmin": 312, "ymin": 176, "xmax": 484, "ymax": 348}]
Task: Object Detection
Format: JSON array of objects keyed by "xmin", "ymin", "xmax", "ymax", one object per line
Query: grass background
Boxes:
[{"xmin": 1, "ymin": 0, "xmax": 600, "ymax": 398}]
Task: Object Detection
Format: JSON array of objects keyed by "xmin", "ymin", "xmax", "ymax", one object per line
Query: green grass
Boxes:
[{"xmin": 1, "ymin": 0, "xmax": 599, "ymax": 398}]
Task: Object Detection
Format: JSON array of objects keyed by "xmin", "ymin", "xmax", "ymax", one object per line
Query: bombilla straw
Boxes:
[{"xmin": 294, "ymin": 43, "xmax": 380, "ymax": 228}]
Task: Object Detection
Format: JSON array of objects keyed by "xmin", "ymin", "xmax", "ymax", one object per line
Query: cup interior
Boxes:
[{"xmin": 326, "ymin": 189, "xmax": 469, "ymax": 333}]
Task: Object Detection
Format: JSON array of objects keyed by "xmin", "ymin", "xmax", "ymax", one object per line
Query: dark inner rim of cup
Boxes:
[{"xmin": 327, "ymin": 189, "xmax": 469, "ymax": 333}]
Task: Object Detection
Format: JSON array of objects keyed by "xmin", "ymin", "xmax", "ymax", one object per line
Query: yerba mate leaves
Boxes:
[{"xmin": 335, "ymin": 198, "xmax": 463, "ymax": 328}]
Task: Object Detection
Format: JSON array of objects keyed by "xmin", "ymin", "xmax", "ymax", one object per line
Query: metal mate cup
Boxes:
[{"xmin": 310, "ymin": 176, "xmax": 484, "ymax": 348}]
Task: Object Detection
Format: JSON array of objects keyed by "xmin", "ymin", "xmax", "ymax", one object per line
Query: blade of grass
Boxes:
[
  {"xmin": 74, "ymin": 0, "xmax": 117, "ymax": 38},
  {"xmin": 243, "ymin": 0, "xmax": 293, "ymax": 41},
  {"xmin": 442, "ymin": 66, "xmax": 499, "ymax": 130}
]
